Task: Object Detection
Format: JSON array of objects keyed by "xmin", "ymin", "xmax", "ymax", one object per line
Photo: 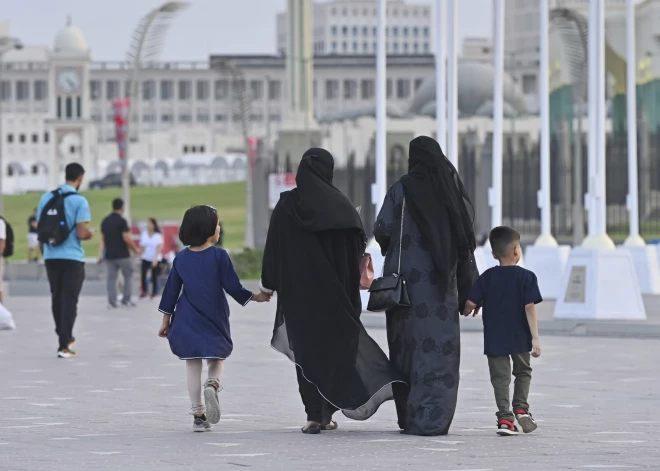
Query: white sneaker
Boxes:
[
  {"xmin": 515, "ymin": 409, "xmax": 538, "ymax": 434},
  {"xmin": 203, "ymin": 379, "xmax": 222, "ymax": 425},
  {"xmin": 193, "ymin": 414, "xmax": 211, "ymax": 432}
]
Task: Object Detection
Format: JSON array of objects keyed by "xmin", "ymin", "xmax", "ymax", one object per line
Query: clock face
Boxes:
[{"xmin": 57, "ymin": 69, "xmax": 81, "ymax": 93}]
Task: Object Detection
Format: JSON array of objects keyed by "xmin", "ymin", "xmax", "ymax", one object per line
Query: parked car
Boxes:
[{"xmin": 89, "ymin": 173, "xmax": 137, "ymax": 190}]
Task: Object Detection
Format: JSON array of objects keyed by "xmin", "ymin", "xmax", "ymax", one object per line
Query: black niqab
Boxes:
[
  {"xmin": 262, "ymin": 148, "xmax": 405, "ymax": 420},
  {"xmin": 400, "ymin": 136, "xmax": 476, "ymax": 299}
]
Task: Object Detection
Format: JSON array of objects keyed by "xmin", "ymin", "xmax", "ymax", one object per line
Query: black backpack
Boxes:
[
  {"xmin": 0, "ymin": 217, "xmax": 14, "ymax": 257},
  {"xmin": 37, "ymin": 190, "xmax": 76, "ymax": 246}
]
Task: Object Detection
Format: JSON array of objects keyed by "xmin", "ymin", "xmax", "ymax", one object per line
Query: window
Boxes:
[
  {"xmin": 352, "ymin": 26, "xmax": 358, "ymax": 36},
  {"xmin": 142, "ymin": 113, "xmax": 155, "ymax": 123},
  {"xmin": 343, "ymin": 79, "xmax": 357, "ymax": 99},
  {"xmin": 196, "ymin": 80, "xmax": 209, "ymax": 100},
  {"xmin": 423, "ymin": 42, "xmax": 430, "ymax": 53},
  {"xmin": 372, "ymin": 27, "xmax": 377, "ymax": 36},
  {"xmin": 393, "ymin": 27, "xmax": 398, "ymax": 37},
  {"xmin": 363, "ymin": 42, "xmax": 369, "ymax": 52},
  {"xmin": 179, "ymin": 114, "xmax": 192, "ymax": 123},
  {"xmin": 396, "ymin": 79, "xmax": 411, "ymax": 98},
  {"xmin": 7, "ymin": 134, "xmax": 13, "ymax": 143},
  {"xmin": 361, "ymin": 79, "xmax": 374, "ymax": 99},
  {"xmin": 183, "ymin": 145, "xmax": 189, "ymax": 153},
  {"xmin": 160, "ymin": 80, "xmax": 173, "ymax": 100},
  {"xmin": 89, "ymin": 80, "xmax": 101, "ymax": 100},
  {"xmin": 214, "ymin": 79, "xmax": 229, "ymax": 100},
  {"xmin": 403, "ymin": 43, "xmax": 409, "ymax": 53},
  {"xmin": 413, "ymin": 27, "xmax": 419, "ymax": 37},
  {"xmin": 269, "ymin": 113, "xmax": 282, "ymax": 122},
  {"xmin": 200, "ymin": 145, "xmax": 206, "ymax": 153},
  {"xmin": 143, "ymin": 80, "xmax": 155, "ymax": 100},
  {"xmin": 214, "ymin": 114, "xmax": 226, "ymax": 122},
  {"xmin": 332, "ymin": 26, "xmax": 337, "ymax": 35},
  {"xmin": 107, "ymin": 80, "xmax": 120, "ymax": 100},
  {"xmin": 44, "ymin": 132, "xmax": 49, "ymax": 143},
  {"xmin": 124, "ymin": 80, "xmax": 132, "ymax": 97},
  {"xmin": 19, "ymin": 134, "xmax": 26, "ymax": 143},
  {"xmin": 403, "ymin": 27, "xmax": 409, "ymax": 37},
  {"xmin": 191, "ymin": 146, "xmax": 197, "ymax": 153},
  {"xmin": 373, "ymin": 42, "xmax": 377, "ymax": 52},
  {"xmin": 34, "ymin": 80, "xmax": 48, "ymax": 101},
  {"xmin": 250, "ymin": 113, "xmax": 263, "ymax": 123},
  {"xmin": 32, "ymin": 133, "xmax": 38, "ymax": 143},
  {"xmin": 423, "ymin": 27, "xmax": 429, "ymax": 37},
  {"xmin": 342, "ymin": 26, "xmax": 348, "ymax": 36},
  {"xmin": 342, "ymin": 41, "xmax": 348, "ymax": 52},
  {"xmin": 332, "ymin": 41, "xmax": 337, "ymax": 52},
  {"xmin": 363, "ymin": 26, "xmax": 368, "ymax": 36},
  {"xmin": 325, "ymin": 79, "xmax": 339, "ymax": 100},
  {"xmin": 161, "ymin": 113, "xmax": 173, "ymax": 122},
  {"xmin": 250, "ymin": 80, "xmax": 263, "ymax": 100},
  {"xmin": 413, "ymin": 42, "xmax": 419, "ymax": 53},
  {"xmin": 268, "ymin": 80, "xmax": 282, "ymax": 100},
  {"xmin": 415, "ymin": 78, "xmax": 424, "ymax": 91},
  {"xmin": 15, "ymin": 81, "xmax": 29, "ymax": 101},
  {"xmin": 0, "ymin": 81, "xmax": 10, "ymax": 101},
  {"xmin": 386, "ymin": 79, "xmax": 393, "ymax": 98},
  {"xmin": 197, "ymin": 113, "xmax": 210, "ymax": 123},
  {"xmin": 393, "ymin": 42, "xmax": 399, "ymax": 53},
  {"xmin": 178, "ymin": 80, "xmax": 192, "ymax": 100},
  {"xmin": 522, "ymin": 74, "xmax": 538, "ymax": 94},
  {"xmin": 353, "ymin": 42, "xmax": 358, "ymax": 52},
  {"xmin": 77, "ymin": 96, "xmax": 82, "ymax": 118},
  {"xmin": 65, "ymin": 97, "xmax": 73, "ymax": 118}
]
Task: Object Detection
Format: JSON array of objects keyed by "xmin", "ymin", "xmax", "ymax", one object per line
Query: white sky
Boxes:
[{"xmin": 2, "ymin": 0, "xmax": 492, "ymax": 61}]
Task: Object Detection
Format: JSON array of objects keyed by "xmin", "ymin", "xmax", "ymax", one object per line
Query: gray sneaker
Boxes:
[
  {"xmin": 193, "ymin": 414, "xmax": 211, "ymax": 432},
  {"xmin": 203, "ymin": 379, "xmax": 222, "ymax": 425}
]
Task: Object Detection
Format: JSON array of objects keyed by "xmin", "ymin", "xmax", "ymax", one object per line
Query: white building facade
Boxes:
[{"xmin": 277, "ymin": 0, "xmax": 432, "ymax": 56}]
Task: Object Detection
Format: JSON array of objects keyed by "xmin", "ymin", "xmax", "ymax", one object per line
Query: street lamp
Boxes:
[
  {"xmin": 124, "ymin": 1, "xmax": 189, "ymax": 222},
  {"xmin": 0, "ymin": 35, "xmax": 23, "ymax": 215}
]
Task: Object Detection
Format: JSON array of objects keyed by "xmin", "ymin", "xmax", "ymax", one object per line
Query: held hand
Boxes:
[
  {"xmin": 252, "ymin": 291, "xmax": 272, "ymax": 303},
  {"xmin": 152, "ymin": 259, "xmax": 159, "ymax": 268},
  {"xmin": 472, "ymin": 306, "xmax": 481, "ymax": 317},
  {"xmin": 531, "ymin": 338, "xmax": 541, "ymax": 358},
  {"xmin": 97, "ymin": 257, "xmax": 104, "ymax": 265},
  {"xmin": 158, "ymin": 323, "xmax": 169, "ymax": 338}
]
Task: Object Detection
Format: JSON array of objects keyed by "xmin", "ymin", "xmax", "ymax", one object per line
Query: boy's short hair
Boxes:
[
  {"xmin": 489, "ymin": 226, "xmax": 521, "ymax": 258},
  {"xmin": 179, "ymin": 205, "xmax": 218, "ymax": 247}
]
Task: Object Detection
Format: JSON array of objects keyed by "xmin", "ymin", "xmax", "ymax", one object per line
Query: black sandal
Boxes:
[
  {"xmin": 301, "ymin": 424, "xmax": 321, "ymax": 434},
  {"xmin": 320, "ymin": 420, "xmax": 338, "ymax": 431}
]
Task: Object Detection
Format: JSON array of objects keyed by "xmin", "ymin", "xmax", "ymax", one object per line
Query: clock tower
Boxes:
[{"xmin": 48, "ymin": 19, "xmax": 94, "ymax": 188}]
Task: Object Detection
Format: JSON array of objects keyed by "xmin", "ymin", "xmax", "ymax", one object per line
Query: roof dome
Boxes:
[
  {"xmin": 54, "ymin": 23, "xmax": 88, "ymax": 54},
  {"xmin": 408, "ymin": 60, "xmax": 529, "ymax": 117}
]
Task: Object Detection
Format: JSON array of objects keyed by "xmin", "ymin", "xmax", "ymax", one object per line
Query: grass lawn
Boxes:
[{"xmin": 3, "ymin": 182, "xmax": 246, "ymax": 261}]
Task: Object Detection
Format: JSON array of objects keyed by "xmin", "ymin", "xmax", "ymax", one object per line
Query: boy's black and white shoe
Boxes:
[
  {"xmin": 515, "ymin": 409, "xmax": 538, "ymax": 433},
  {"xmin": 193, "ymin": 414, "xmax": 211, "ymax": 432},
  {"xmin": 496, "ymin": 419, "xmax": 519, "ymax": 436},
  {"xmin": 57, "ymin": 348, "xmax": 76, "ymax": 359},
  {"xmin": 203, "ymin": 379, "xmax": 222, "ymax": 425}
]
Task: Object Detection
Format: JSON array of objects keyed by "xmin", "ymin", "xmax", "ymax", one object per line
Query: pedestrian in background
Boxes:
[
  {"xmin": 99, "ymin": 198, "xmax": 141, "ymax": 309},
  {"xmin": 27, "ymin": 208, "xmax": 39, "ymax": 262},
  {"xmin": 37, "ymin": 163, "xmax": 94, "ymax": 359},
  {"xmin": 140, "ymin": 218, "xmax": 164, "ymax": 299}
]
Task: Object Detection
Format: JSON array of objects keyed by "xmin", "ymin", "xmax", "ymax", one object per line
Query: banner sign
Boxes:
[
  {"xmin": 268, "ymin": 173, "xmax": 296, "ymax": 209},
  {"xmin": 247, "ymin": 136, "xmax": 258, "ymax": 169},
  {"xmin": 112, "ymin": 98, "xmax": 130, "ymax": 162}
]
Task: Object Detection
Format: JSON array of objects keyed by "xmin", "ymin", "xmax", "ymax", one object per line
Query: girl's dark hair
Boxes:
[
  {"xmin": 148, "ymin": 217, "xmax": 161, "ymax": 233},
  {"xmin": 179, "ymin": 206, "xmax": 218, "ymax": 247}
]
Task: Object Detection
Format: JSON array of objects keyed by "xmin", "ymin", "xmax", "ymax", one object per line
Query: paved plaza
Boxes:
[{"xmin": 1, "ymin": 293, "xmax": 659, "ymax": 471}]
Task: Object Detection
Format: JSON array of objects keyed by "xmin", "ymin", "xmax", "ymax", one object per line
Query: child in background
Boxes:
[
  {"xmin": 463, "ymin": 226, "xmax": 542, "ymax": 436},
  {"xmin": 158, "ymin": 205, "xmax": 271, "ymax": 432}
]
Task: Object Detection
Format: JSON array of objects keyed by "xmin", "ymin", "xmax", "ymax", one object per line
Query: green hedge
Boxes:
[{"xmin": 230, "ymin": 248, "xmax": 264, "ymax": 280}]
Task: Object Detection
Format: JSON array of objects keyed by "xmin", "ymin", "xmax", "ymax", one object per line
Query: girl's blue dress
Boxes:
[{"xmin": 158, "ymin": 246, "xmax": 253, "ymax": 360}]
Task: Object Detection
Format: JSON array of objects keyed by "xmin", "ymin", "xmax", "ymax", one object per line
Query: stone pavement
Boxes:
[{"xmin": 1, "ymin": 295, "xmax": 659, "ymax": 471}]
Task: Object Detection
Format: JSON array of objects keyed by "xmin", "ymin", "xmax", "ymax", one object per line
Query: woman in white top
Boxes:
[{"xmin": 140, "ymin": 218, "xmax": 164, "ymax": 299}]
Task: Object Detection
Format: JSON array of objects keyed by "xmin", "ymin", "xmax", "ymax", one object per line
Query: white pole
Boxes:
[
  {"xmin": 585, "ymin": 0, "xmax": 598, "ymax": 241},
  {"xmin": 435, "ymin": 0, "xmax": 446, "ymax": 150},
  {"xmin": 624, "ymin": 0, "xmax": 644, "ymax": 246},
  {"xmin": 374, "ymin": 0, "xmax": 387, "ymax": 217},
  {"xmin": 490, "ymin": 0, "xmax": 504, "ymax": 229},
  {"xmin": 595, "ymin": 0, "xmax": 608, "ymax": 237},
  {"xmin": 535, "ymin": 0, "xmax": 558, "ymax": 246},
  {"xmin": 447, "ymin": 0, "xmax": 458, "ymax": 166}
]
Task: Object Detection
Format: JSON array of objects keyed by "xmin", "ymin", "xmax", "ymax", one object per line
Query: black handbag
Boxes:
[{"xmin": 367, "ymin": 198, "xmax": 411, "ymax": 312}]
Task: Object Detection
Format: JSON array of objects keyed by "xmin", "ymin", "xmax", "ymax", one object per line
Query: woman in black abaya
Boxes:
[
  {"xmin": 260, "ymin": 148, "xmax": 404, "ymax": 434},
  {"xmin": 374, "ymin": 136, "xmax": 477, "ymax": 436}
]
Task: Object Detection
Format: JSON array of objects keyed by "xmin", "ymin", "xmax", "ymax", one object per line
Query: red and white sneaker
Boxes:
[
  {"xmin": 496, "ymin": 419, "xmax": 519, "ymax": 436},
  {"xmin": 515, "ymin": 409, "xmax": 538, "ymax": 433}
]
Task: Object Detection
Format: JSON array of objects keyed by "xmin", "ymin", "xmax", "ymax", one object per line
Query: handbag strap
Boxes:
[{"xmin": 397, "ymin": 197, "xmax": 405, "ymax": 275}]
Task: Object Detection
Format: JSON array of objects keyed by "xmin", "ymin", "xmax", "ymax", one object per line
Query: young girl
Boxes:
[
  {"xmin": 157, "ymin": 205, "xmax": 270, "ymax": 432},
  {"xmin": 140, "ymin": 217, "xmax": 164, "ymax": 299}
]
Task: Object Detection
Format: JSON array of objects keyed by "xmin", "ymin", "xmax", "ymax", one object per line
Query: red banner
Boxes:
[
  {"xmin": 112, "ymin": 98, "xmax": 130, "ymax": 162},
  {"xmin": 247, "ymin": 136, "xmax": 258, "ymax": 169}
]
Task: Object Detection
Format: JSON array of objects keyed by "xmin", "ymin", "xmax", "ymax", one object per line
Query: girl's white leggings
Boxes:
[{"xmin": 186, "ymin": 359, "xmax": 223, "ymax": 412}]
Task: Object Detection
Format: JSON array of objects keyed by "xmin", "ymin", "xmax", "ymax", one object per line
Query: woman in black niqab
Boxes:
[
  {"xmin": 374, "ymin": 136, "xmax": 477, "ymax": 436},
  {"xmin": 260, "ymin": 148, "xmax": 405, "ymax": 433}
]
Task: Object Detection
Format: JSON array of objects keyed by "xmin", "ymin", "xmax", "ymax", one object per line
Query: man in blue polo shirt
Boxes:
[{"xmin": 37, "ymin": 163, "xmax": 94, "ymax": 359}]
